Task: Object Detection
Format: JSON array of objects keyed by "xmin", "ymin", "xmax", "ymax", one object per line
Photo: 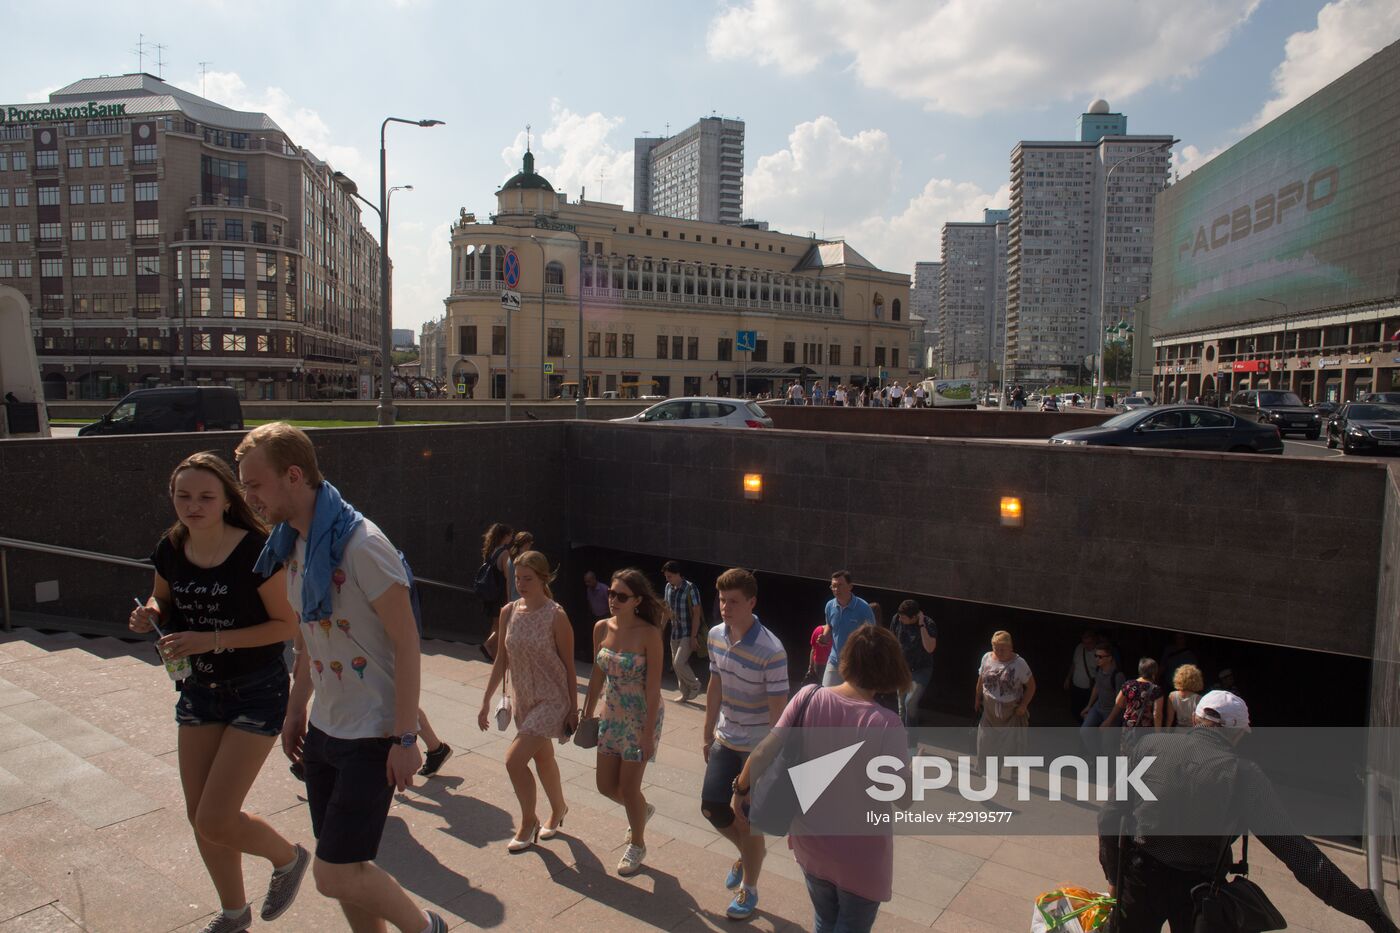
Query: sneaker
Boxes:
[
  {"xmin": 424, "ymin": 910, "xmax": 448, "ymax": 933},
  {"xmin": 198, "ymin": 906, "xmax": 252, "ymax": 933},
  {"xmin": 419, "ymin": 742, "xmax": 453, "ymax": 777},
  {"xmin": 617, "ymin": 843, "xmax": 646, "ymax": 876},
  {"xmin": 289, "ymin": 760, "xmax": 305, "ymax": 783},
  {"xmin": 259, "ymin": 843, "xmax": 309, "ymax": 921},
  {"xmin": 726, "ymin": 888, "xmax": 759, "ymax": 921},
  {"xmin": 724, "ymin": 859, "xmax": 743, "ymax": 890},
  {"xmin": 623, "ymin": 802, "xmax": 655, "ymax": 844}
]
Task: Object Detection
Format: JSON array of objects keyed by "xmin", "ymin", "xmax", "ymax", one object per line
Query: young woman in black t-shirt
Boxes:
[{"xmin": 128, "ymin": 451, "xmax": 308, "ymax": 932}]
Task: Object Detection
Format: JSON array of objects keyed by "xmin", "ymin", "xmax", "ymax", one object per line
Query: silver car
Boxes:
[{"xmin": 612, "ymin": 397, "xmax": 773, "ymax": 428}]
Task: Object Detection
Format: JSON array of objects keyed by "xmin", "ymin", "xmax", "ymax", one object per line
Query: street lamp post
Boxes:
[
  {"xmin": 1095, "ymin": 137, "xmax": 1178, "ymax": 409},
  {"xmin": 374, "ymin": 117, "xmax": 443, "ymax": 425},
  {"xmin": 1257, "ymin": 298, "xmax": 1288, "ymax": 392}
]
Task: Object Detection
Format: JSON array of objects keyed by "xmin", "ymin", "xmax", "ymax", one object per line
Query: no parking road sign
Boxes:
[{"xmin": 503, "ymin": 249, "xmax": 521, "ymax": 289}]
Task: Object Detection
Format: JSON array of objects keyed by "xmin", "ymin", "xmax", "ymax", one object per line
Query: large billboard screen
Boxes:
[{"xmin": 1151, "ymin": 40, "xmax": 1400, "ymax": 336}]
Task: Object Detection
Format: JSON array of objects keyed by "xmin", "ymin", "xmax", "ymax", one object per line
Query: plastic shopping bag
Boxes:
[{"xmin": 1030, "ymin": 885, "xmax": 1115, "ymax": 932}]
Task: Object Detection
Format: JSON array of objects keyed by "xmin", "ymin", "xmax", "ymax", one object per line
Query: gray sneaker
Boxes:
[
  {"xmin": 260, "ymin": 843, "xmax": 309, "ymax": 921},
  {"xmin": 198, "ymin": 906, "xmax": 251, "ymax": 933},
  {"xmin": 425, "ymin": 910, "xmax": 448, "ymax": 932}
]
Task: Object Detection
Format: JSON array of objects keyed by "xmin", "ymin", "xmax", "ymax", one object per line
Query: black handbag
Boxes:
[
  {"xmin": 1190, "ymin": 836, "xmax": 1287, "ymax": 933},
  {"xmin": 749, "ymin": 685, "xmax": 820, "ymax": 837}
]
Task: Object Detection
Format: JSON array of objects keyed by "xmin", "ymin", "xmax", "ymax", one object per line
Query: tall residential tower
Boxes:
[
  {"xmin": 939, "ymin": 210, "xmax": 1008, "ymax": 379},
  {"xmin": 1004, "ymin": 101, "xmax": 1171, "ymax": 382},
  {"xmin": 632, "ymin": 117, "xmax": 744, "ymax": 224}
]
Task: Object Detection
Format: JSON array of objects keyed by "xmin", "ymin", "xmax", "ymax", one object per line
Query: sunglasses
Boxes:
[{"xmin": 606, "ymin": 590, "xmax": 636, "ymax": 601}]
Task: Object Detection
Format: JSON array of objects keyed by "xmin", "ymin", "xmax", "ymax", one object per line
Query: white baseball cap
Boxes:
[{"xmin": 1196, "ymin": 690, "xmax": 1251, "ymax": 732}]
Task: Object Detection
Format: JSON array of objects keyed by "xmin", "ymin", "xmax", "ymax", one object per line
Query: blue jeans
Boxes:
[
  {"xmin": 805, "ymin": 872, "xmax": 881, "ymax": 933},
  {"xmin": 899, "ymin": 668, "xmax": 931, "ymax": 730},
  {"xmin": 1080, "ymin": 706, "xmax": 1111, "ymax": 757}
]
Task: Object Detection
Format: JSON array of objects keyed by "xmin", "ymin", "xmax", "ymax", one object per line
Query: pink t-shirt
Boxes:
[{"xmin": 779, "ymin": 685, "xmax": 909, "ymax": 902}]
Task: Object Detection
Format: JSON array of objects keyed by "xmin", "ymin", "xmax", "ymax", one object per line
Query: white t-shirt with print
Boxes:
[
  {"xmin": 978, "ymin": 651, "xmax": 1032, "ymax": 705},
  {"xmin": 289, "ymin": 520, "xmax": 409, "ymax": 739}
]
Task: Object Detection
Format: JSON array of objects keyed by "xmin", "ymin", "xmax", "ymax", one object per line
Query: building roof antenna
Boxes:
[
  {"xmin": 133, "ymin": 33, "xmax": 145, "ymax": 74},
  {"xmin": 154, "ymin": 42, "xmax": 167, "ymax": 79},
  {"xmin": 199, "ymin": 61, "xmax": 213, "ymax": 97}
]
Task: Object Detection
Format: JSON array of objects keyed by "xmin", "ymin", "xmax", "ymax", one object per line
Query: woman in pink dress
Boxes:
[{"xmin": 477, "ymin": 551, "xmax": 577, "ymax": 851}]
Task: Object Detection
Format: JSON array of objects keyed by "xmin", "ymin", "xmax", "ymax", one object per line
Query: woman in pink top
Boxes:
[{"xmin": 731, "ymin": 625, "xmax": 912, "ymax": 933}]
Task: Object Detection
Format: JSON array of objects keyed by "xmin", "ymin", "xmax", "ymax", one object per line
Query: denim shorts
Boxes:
[{"xmin": 175, "ymin": 661, "xmax": 290, "ymax": 737}]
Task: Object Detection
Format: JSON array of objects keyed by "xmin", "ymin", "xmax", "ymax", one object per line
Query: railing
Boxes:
[
  {"xmin": 172, "ymin": 230, "xmax": 300, "ymax": 249},
  {"xmin": 189, "ymin": 194, "xmax": 286, "ymax": 215},
  {"xmin": 0, "ymin": 534, "xmax": 472, "ymax": 633}
]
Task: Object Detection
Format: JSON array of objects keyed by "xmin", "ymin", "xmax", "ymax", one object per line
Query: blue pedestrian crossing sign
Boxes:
[
  {"xmin": 736, "ymin": 330, "xmax": 757, "ymax": 352},
  {"xmin": 543, "ymin": 362, "xmax": 554, "ymax": 374},
  {"xmin": 503, "ymin": 249, "xmax": 521, "ymax": 289}
]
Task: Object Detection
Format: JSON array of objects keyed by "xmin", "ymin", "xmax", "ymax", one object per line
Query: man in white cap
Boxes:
[{"xmin": 1098, "ymin": 691, "xmax": 1396, "ymax": 932}]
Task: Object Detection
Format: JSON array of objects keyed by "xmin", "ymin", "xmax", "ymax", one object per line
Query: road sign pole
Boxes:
[
  {"xmin": 504, "ymin": 297, "xmax": 511, "ymax": 423},
  {"xmin": 501, "ymin": 248, "xmax": 522, "ymax": 421}
]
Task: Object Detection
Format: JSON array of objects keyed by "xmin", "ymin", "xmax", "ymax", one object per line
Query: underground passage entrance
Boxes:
[{"xmin": 566, "ymin": 546, "xmax": 1373, "ymax": 729}]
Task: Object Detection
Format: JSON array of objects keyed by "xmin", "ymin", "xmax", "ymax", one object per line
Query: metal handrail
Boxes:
[{"xmin": 0, "ymin": 535, "xmax": 473, "ymax": 632}]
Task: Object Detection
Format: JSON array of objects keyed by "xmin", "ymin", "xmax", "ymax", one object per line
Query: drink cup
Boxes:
[{"xmin": 134, "ymin": 598, "xmax": 190, "ymax": 682}]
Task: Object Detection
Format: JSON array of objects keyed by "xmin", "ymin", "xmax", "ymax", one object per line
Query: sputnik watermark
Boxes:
[{"xmin": 866, "ymin": 754, "xmax": 1158, "ymax": 804}]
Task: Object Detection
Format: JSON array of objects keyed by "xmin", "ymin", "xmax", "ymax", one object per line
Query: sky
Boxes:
[{"xmin": 6, "ymin": 0, "xmax": 1399, "ymax": 335}]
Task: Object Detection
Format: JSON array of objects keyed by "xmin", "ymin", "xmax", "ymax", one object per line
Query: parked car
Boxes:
[
  {"xmin": 78, "ymin": 386, "xmax": 244, "ymax": 437},
  {"xmin": 1227, "ymin": 389, "xmax": 1321, "ymax": 439},
  {"xmin": 1313, "ymin": 400, "xmax": 1340, "ymax": 420},
  {"xmin": 1324, "ymin": 402, "xmax": 1400, "ymax": 455},
  {"xmin": 611, "ymin": 397, "xmax": 773, "ymax": 428},
  {"xmin": 1360, "ymin": 391, "xmax": 1400, "ymax": 405},
  {"xmin": 1120, "ymin": 396, "xmax": 1151, "ymax": 412},
  {"xmin": 1049, "ymin": 405, "xmax": 1283, "ymax": 454}
]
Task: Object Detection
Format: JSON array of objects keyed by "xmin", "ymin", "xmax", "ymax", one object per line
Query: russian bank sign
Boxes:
[{"xmin": 4, "ymin": 102, "xmax": 128, "ymax": 125}]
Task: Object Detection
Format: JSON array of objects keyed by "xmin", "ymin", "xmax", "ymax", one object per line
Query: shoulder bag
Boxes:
[
  {"xmin": 749, "ymin": 684, "xmax": 821, "ymax": 837},
  {"xmin": 1190, "ymin": 793, "xmax": 1286, "ymax": 931},
  {"xmin": 494, "ymin": 669, "xmax": 513, "ymax": 731},
  {"xmin": 572, "ymin": 716, "xmax": 600, "ymax": 749}
]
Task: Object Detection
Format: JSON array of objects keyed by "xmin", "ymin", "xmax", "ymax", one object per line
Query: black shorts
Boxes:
[
  {"xmin": 303, "ymin": 725, "xmax": 396, "ymax": 864},
  {"xmin": 702, "ymin": 740, "xmax": 749, "ymax": 806},
  {"xmin": 175, "ymin": 661, "xmax": 289, "ymax": 737}
]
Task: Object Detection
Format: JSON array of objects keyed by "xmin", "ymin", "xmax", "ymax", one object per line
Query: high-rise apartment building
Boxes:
[
  {"xmin": 939, "ymin": 210, "xmax": 1008, "ymax": 379},
  {"xmin": 0, "ymin": 73, "xmax": 380, "ymax": 400},
  {"xmin": 1004, "ymin": 101, "xmax": 1171, "ymax": 382},
  {"xmin": 632, "ymin": 117, "xmax": 744, "ymax": 224},
  {"xmin": 911, "ymin": 261, "xmax": 941, "ymax": 368}
]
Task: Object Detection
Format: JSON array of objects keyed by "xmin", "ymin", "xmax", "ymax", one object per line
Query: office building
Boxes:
[
  {"xmin": 939, "ymin": 210, "xmax": 1008, "ymax": 379},
  {"xmin": 445, "ymin": 150, "xmax": 910, "ymax": 400},
  {"xmin": 632, "ymin": 117, "xmax": 744, "ymax": 225},
  {"xmin": 1148, "ymin": 39, "xmax": 1400, "ymax": 405},
  {"xmin": 912, "ymin": 260, "xmax": 940, "ymax": 368},
  {"xmin": 0, "ymin": 73, "xmax": 380, "ymax": 400},
  {"xmin": 1004, "ymin": 101, "xmax": 1171, "ymax": 382}
]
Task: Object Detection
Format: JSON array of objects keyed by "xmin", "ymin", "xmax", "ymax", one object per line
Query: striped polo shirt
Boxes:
[{"xmin": 709, "ymin": 615, "xmax": 789, "ymax": 752}]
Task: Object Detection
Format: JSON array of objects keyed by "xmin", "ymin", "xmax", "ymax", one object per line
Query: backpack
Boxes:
[
  {"xmin": 473, "ymin": 547, "xmax": 505, "ymax": 604},
  {"xmin": 397, "ymin": 550, "xmax": 424, "ymax": 636}
]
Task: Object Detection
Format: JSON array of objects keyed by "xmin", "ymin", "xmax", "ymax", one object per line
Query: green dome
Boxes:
[{"xmin": 499, "ymin": 150, "xmax": 554, "ymax": 192}]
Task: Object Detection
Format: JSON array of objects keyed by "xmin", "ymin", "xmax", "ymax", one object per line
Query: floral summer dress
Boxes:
[
  {"xmin": 597, "ymin": 646, "xmax": 663, "ymax": 762},
  {"xmin": 504, "ymin": 599, "xmax": 571, "ymax": 738}
]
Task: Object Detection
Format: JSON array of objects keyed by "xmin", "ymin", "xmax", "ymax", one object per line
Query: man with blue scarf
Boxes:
[{"xmin": 236, "ymin": 423, "xmax": 446, "ymax": 933}]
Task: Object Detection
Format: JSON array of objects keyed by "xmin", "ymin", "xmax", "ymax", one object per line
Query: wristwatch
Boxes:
[
  {"xmin": 398, "ymin": 732, "xmax": 418, "ymax": 748},
  {"xmin": 731, "ymin": 776, "xmax": 749, "ymax": 796}
]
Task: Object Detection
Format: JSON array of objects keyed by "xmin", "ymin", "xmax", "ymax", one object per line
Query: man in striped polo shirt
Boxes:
[{"xmin": 701, "ymin": 568, "xmax": 789, "ymax": 922}]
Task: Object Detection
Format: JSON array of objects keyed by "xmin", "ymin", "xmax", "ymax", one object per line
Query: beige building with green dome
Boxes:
[{"xmin": 442, "ymin": 150, "xmax": 913, "ymax": 400}]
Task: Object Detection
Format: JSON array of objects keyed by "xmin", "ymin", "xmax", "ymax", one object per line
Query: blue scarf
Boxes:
[{"xmin": 254, "ymin": 482, "xmax": 363, "ymax": 623}]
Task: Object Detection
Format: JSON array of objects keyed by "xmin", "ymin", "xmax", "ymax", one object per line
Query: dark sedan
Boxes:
[
  {"xmin": 1049, "ymin": 405, "xmax": 1283, "ymax": 454},
  {"xmin": 1325, "ymin": 402, "xmax": 1400, "ymax": 455}
]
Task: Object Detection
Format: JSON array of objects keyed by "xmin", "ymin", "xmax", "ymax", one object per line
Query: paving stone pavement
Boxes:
[{"xmin": 0, "ymin": 628, "xmax": 1380, "ymax": 932}]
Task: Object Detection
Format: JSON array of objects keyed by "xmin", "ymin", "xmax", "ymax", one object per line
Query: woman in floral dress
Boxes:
[
  {"xmin": 581, "ymin": 567, "xmax": 665, "ymax": 876},
  {"xmin": 477, "ymin": 551, "xmax": 577, "ymax": 852}
]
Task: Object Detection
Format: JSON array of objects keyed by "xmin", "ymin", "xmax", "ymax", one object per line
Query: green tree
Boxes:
[{"xmin": 1104, "ymin": 338, "xmax": 1133, "ymax": 386}]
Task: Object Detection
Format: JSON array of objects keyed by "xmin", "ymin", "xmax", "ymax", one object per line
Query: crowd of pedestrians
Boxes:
[
  {"xmin": 781, "ymin": 379, "xmax": 931, "ymax": 408},
  {"xmin": 126, "ymin": 434, "xmax": 1394, "ymax": 931}
]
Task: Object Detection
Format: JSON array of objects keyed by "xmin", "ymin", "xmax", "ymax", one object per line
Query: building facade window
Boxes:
[
  {"xmin": 621, "ymin": 333, "xmax": 634, "ymax": 358},
  {"xmin": 221, "ymin": 249, "xmax": 246, "ymax": 280},
  {"xmin": 135, "ymin": 219, "xmax": 159, "ymax": 238},
  {"xmin": 222, "ymin": 334, "xmax": 246, "ymax": 352},
  {"xmin": 223, "ymin": 287, "xmax": 246, "ymax": 317},
  {"xmin": 108, "ymin": 146, "xmax": 124, "ymax": 165},
  {"xmin": 134, "ymin": 181, "xmax": 159, "ymax": 201},
  {"xmin": 38, "ymin": 186, "xmax": 59, "ymax": 206},
  {"xmin": 194, "ymin": 333, "xmax": 211, "ymax": 350},
  {"xmin": 672, "ymin": 335, "xmax": 683, "ymax": 360},
  {"xmin": 113, "ymin": 256, "xmax": 127, "ymax": 276},
  {"xmin": 91, "ymin": 221, "xmax": 107, "ymax": 239},
  {"xmin": 605, "ymin": 333, "xmax": 618, "ymax": 358},
  {"xmin": 718, "ymin": 338, "xmax": 733, "ymax": 361},
  {"xmin": 40, "ymin": 258, "xmax": 63, "ymax": 277},
  {"xmin": 687, "ymin": 336, "xmax": 699, "ymax": 360},
  {"xmin": 656, "ymin": 335, "xmax": 668, "ymax": 359},
  {"xmin": 459, "ymin": 325, "xmax": 477, "ymax": 355},
  {"xmin": 133, "ymin": 144, "xmax": 157, "ymax": 163},
  {"xmin": 492, "ymin": 325, "xmax": 506, "ymax": 355},
  {"xmin": 88, "ymin": 147, "xmax": 104, "ymax": 167},
  {"xmin": 89, "ymin": 183, "xmax": 105, "ymax": 203},
  {"xmin": 13, "ymin": 187, "xmax": 27, "ymax": 206},
  {"xmin": 110, "ymin": 183, "xmax": 125, "ymax": 202},
  {"xmin": 35, "ymin": 150, "xmax": 58, "ymax": 169},
  {"xmin": 753, "ymin": 339, "xmax": 768, "ymax": 362},
  {"xmin": 112, "ymin": 220, "xmax": 127, "ymax": 239},
  {"xmin": 829, "ymin": 345, "xmax": 841, "ymax": 365},
  {"xmin": 70, "ymin": 222, "xmax": 85, "ymax": 240},
  {"xmin": 15, "ymin": 223, "xmax": 28, "ymax": 242},
  {"xmin": 587, "ymin": 331, "xmax": 600, "ymax": 357},
  {"xmin": 68, "ymin": 184, "xmax": 84, "ymax": 204},
  {"xmin": 547, "ymin": 327, "xmax": 565, "ymax": 356}
]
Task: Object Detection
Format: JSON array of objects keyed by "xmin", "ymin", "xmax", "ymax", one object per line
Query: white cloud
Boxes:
[
  {"xmin": 708, "ymin": 0, "xmax": 1259, "ymax": 114},
  {"xmin": 746, "ymin": 117, "xmax": 1006, "ymax": 275},
  {"xmin": 499, "ymin": 100, "xmax": 633, "ymax": 207},
  {"xmin": 1174, "ymin": 143, "xmax": 1228, "ymax": 178},
  {"xmin": 1248, "ymin": 0, "xmax": 1400, "ymax": 128},
  {"xmin": 174, "ymin": 71, "xmax": 371, "ymax": 183},
  {"xmin": 746, "ymin": 116, "xmax": 898, "ymax": 232},
  {"xmin": 392, "ymin": 219, "xmax": 455, "ymax": 335}
]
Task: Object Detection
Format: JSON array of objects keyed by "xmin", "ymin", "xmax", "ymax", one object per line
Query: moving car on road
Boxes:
[
  {"xmin": 1325, "ymin": 402, "xmax": 1400, "ymax": 455},
  {"xmin": 612, "ymin": 397, "xmax": 773, "ymax": 428},
  {"xmin": 1049, "ymin": 405, "xmax": 1283, "ymax": 454},
  {"xmin": 1360, "ymin": 391, "xmax": 1400, "ymax": 405},
  {"xmin": 1120, "ymin": 396, "xmax": 1151, "ymax": 412},
  {"xmin": 1227, "ymin": 389, "xmax": 1321, "ymax": 439}
]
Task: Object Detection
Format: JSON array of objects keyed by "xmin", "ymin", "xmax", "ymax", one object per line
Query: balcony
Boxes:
[
  {"xmin": 172, "ymin": 229, "xmax": 300, "ymax": 250},
  {"xmin": 188, "ymin": 194, "xmax": 286, "ymax": 216}
]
